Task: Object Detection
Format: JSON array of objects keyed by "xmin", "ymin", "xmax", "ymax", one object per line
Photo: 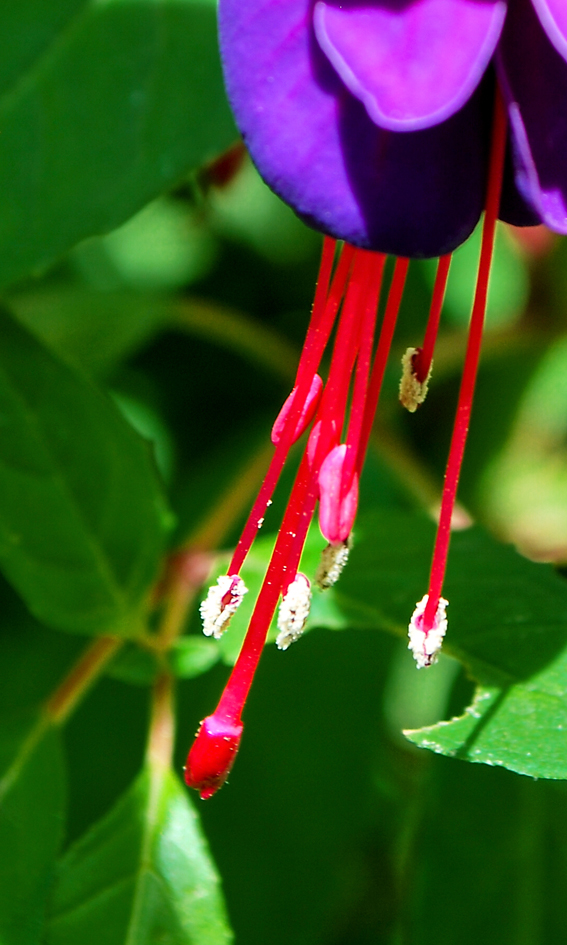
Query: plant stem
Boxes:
[
  {"xmin": 45, "ymin": 635, "xmax": 122, "ymax": 726},
  {"xmin": 146, "ymin": 671, "xmax": 175, "ymax": 772}
]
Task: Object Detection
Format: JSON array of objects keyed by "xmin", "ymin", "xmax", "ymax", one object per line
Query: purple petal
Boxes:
[
  {"xmin": 531, "ymin": 0, "xmax": 567, "ymax": 61},
  {"xmin": 313, "ymin": 0, "xmax": 506, "ymax": 131},
  {"xmin": 497, "ymin": 0, "xmax": 567, "ymax": 233},
  {"xmin": 219, "ymin": 0, "xmax": 491, "ymax": 257}
]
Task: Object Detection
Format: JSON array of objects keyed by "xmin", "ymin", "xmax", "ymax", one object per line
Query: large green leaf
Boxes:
[
  {"xmin": 0, "ymin": 714, "xmax": 66, "ymax": 945},
  {"xmin": 0, "ymin": 0, "xmax": 236, "ymax": 289},
  {"xmin": 333, "ymin": 511, "xmax": 567, "ymax": 779},
  {"xmin": 9, "ymin": 285, "xmax": 171, "ymax": 377},
  {"xmin": 402, "ymin": 757, "xmax": 567, "ymax": 945},
  {"xmin": 0, "ymin": 306, "xmax": 167, "ymax": 636},
  {"xmin": 47, "ymin": 767, "xmax": 232, "ymax": 945}
]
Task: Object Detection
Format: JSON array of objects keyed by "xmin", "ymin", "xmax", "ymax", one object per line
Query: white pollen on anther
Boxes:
[
  {"xmin": 200, "ymin": 574, "xmax": 248, "ymax": 639},
  {"xmin": 315, "ymin": 538, "xmax": 352, "ymax": 589},
  {"xmin": 399, "ymin": 347, "xmax": 432, "ymax": 413},
  {"xmin": 276, "ymin": 573, "xmax": 311, "ymax": 650},
  {"xmin": 408, "ymin": 594, "xmax": 448, "ymax": 668},
  {"xmin": 257, "ymin": 517, "xmax": 264, "ymax": 529}
]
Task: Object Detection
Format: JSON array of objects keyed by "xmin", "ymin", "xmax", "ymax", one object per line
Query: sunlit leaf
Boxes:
[
  {"xmin": 332, "ymin": 511, "xmax": 567, "ymax": 778},
  {"xmin": 48, "ymin": 767, "xmax": 232, "ymax": 945}
]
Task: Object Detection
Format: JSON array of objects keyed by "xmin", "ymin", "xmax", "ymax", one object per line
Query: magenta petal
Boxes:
[
  {"xmin": 531, "ymin": 0, "xmax": 567, "ymax": 61},
  {"xmin": 497, "ymin": 0, "xmax": 567, "ymax": 233},
  {"xmin": 219, "ymin": 0, "xmax": 491, "ymax": 256},
  {"xmin": 313, "ymin": 0, "xmax": 506, "ymax": 131}
]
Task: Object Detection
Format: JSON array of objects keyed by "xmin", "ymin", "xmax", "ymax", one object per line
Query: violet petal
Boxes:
[
  {"xmin": 313, "ymin": 0, "xmax": 506, "ymax": 131},
  {"xmin": 531, "ymin": 0, "xmax": 567, "ymax": 61},
  {"xmin": 219, "ymin": 0, "xmax": 490, "ymax": 256},
  {"xmin": 497, "ymin": 0, "xmax": 567, "ymax": 233}
]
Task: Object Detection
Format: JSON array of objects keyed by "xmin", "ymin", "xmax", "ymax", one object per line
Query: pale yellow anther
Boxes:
[{"xmin": 399, "ymin": 347, "xmax": 432, "ymax": 413}]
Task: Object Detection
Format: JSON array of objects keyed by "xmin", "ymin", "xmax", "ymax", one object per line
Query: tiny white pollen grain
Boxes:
[
  {"xmin": 408, "ymin": 593, "xmax": 448, "ymax": 668},
  {"xmin": 257, "ymin": 517, "xmax": 264, "ymax": 529},
  {"xmin": 315, "ymin": 538, "xmax": 352, "ymax": 589},
  {"xmin": 276, "ymin": 573, "xmax": 311, "ymax": 650},
  {"xmin": 399, "ymin": 347, "xmax": 432, "ymax": 413},
  {"xmin": 199, "ymin": 574, "xmax": 248, "ymax": 639}
]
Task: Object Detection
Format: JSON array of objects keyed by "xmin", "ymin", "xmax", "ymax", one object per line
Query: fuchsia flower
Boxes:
[
  {"xmin": 218, "ymin": 0, "xmax": 567, "ymax": 256},
  {"xmin": 185, "ymin": 0, "xmax": 567, "ymax": 797}
]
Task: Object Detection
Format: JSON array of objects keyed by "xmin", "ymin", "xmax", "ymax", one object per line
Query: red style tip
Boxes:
[{"xmin": 184, "ymin": 714, "xmax": 243, "ymax": 800}]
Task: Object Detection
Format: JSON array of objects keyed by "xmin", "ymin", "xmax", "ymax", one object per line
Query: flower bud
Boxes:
[
  {"xmin": 184, "ymin": 714, "xmax": 243, "ymax": 799},
  {"xmin": 271, "ymin": 374, "xmax": 323, "ymax": 444}
]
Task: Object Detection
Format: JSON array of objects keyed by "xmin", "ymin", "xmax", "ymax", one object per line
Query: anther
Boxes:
[
  {"xmin": 408, "ymin": 594, "xmax": 448, "ymax": 668},
  {"xmin": 315, "ymin": 538, "xmax": 352, "ymax": 589},
  {"xmin": 200, "ymin": 574, "xmax": 248, "ymax": 638},
  {"xmin": 399, "ymin": 346, "xmax": 432, "ymax": 412},
  {"xmin": 318, "ymin": 444, "xmax": 359, "ymax": 544},
  {"xmin": 276, "ymin": 573, "xmax": 312, "ymax": 650},
  {"xmin": 271, "ymin": 374, "xmax": 324, "ymax": 445}
]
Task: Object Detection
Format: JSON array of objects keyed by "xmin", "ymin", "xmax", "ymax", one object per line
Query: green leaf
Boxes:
[
  {"xmin": 403, "ymin": 756, "xmax": 567, "ymax": 945},
  {"xmin": 0, "ymin": 0, "xmax": 236, "ymax": 288},
  {"xmin": 169, "ymin": 637, "xmax": 220, "ymax": 679},
  {"xmin": 47, "ymin": 767, "xmax": 232, "ymax": 945},
  {"xmin": 0, "ymin": 306, "xmax": 167, "ymax": 636},
  {"xmin": 106, "ymin": 643, "xmax": 160, "ymax": 687},
  {"xmin": 0, "ymin": 714, "xmax": 66, "ymax": 945},
  {"xmin": 9, "ymin": 285, "xmax": 171, "ymax": 377},
  {"xmin": 335, "ymin": 511, "xmax": 567, "ymax": 779}
]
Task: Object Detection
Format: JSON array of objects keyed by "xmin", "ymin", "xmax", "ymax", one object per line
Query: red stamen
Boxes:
[
  {"xmin": 186, "ymin": 248, "xmax": 386, "ymax": 793},
  {"xmin": 271, "ymin": 374, "xmax": 324, "ymax": 445},
  {"xmin": 414, "ymin": 253, "xmax": 452, "ymax": 384},
  {"xmin": 422, "ymin": 86, "xmax": 507, "ymax": 633},
  {"xmin": 228, "ymin": 239, "xmax": 353, "ymax": 575},
  {"xmin": 341, "ymin": 254, "xmax": 385, "ymax": 486},
  {"xmin": 357, "ymin": 257, "xmax": 410, "ymax": 473}
]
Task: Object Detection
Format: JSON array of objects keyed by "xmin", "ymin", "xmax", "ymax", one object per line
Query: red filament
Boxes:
[{"xmin": 422, "ymin": 86, "xmax": 508, "ymax": 633}]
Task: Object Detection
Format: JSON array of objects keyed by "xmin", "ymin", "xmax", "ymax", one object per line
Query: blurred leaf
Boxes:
[
  {"xmin": 403, "ymin": 758, "xmax": 567, "ymax": 945},
  {"xmin": 169, "ymin": 637, "xmax": 220, "ymax": 679},
  {"xmin": 106, "ymin": 643, "xmax": 160, "ymax": 686},
  {"xmin": 0, "ymin": 307, "xmax": 167, "ymax": 636},
  {"xmin": 0, "ymin": 715, "xmax": 66, "ymax": 945},
  {"xmin": 0, "ymin": 0, "xmax": 236, "ymax": 288},
  {"xmin": 47, "ymin": 767, "xmax": 232, "ymax": 945},
  {"xmin": 209, "ymin": 158, "xmax": 318, "ymax": 264},
  {"xmin": 9, "ymin": 285, "xmax": 171, "ymax": 377},
  {"xmin": 100, "ymin": 198, "xmax": 216, "ymax": 291},
  {"xmin": 334, "ymin": 511, "xmax": 567, "ymax": 778}
]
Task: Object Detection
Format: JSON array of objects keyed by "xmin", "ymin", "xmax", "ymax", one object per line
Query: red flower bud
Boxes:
[{"xmin": 184, "ymin": 714, "xmax": 243, "ymax": 800}]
